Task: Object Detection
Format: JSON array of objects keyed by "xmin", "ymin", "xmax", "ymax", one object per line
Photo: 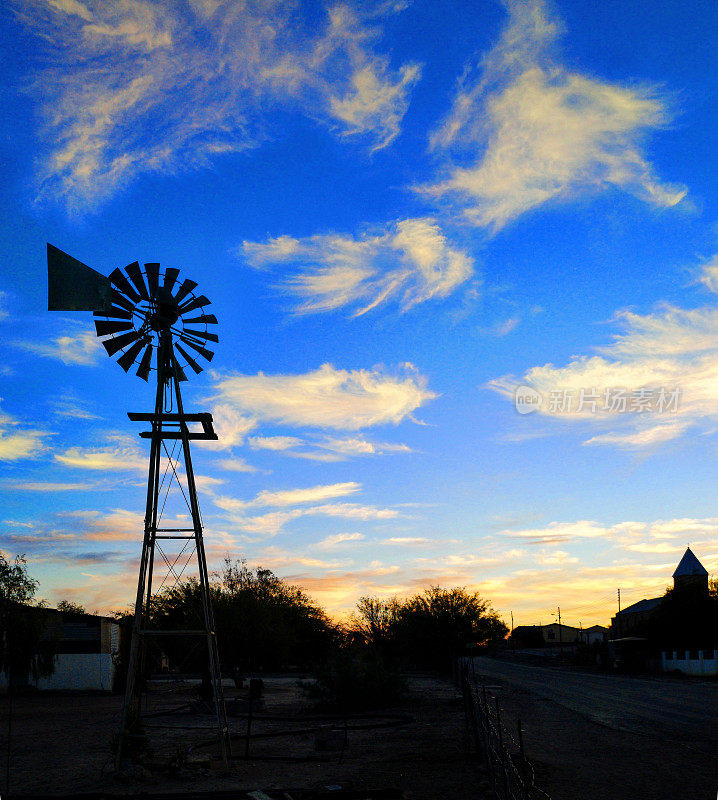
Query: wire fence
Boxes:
[{"xmin": 458, "ymin": 659, "xmax": 552, "ymax": 800}]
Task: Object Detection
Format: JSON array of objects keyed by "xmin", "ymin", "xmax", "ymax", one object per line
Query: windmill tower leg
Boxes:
[{"xmin": 116, "ymin": 345, "xmax": 230, "ymax": 768}]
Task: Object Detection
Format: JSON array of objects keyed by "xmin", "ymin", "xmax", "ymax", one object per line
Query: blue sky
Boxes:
[{"xmin": 0, "ymin": 0, "xmax": 716, "ymax": 626}]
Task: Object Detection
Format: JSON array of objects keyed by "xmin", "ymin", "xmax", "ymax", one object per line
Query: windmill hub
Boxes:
[{"xmin": 91, "ymin": 260, "xmax": 217, "ymax": 381}]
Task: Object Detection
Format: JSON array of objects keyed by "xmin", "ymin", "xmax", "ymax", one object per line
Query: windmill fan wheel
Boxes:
[{"xmin": 93, "ymin": 261, "xmax": 218, "ymax": 382}]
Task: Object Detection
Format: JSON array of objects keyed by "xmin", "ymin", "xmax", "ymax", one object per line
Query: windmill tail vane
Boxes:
[
  {"xmin": 47, "ymin": 243, "xmax": 231, "ymax": 767},
  {"xmin": 47, "ymin": 243, "xmax": 218, "ymax": 381}
]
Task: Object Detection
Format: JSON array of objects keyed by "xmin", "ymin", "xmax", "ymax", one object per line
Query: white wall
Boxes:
[
  {"xmin": 662, "ymin": 649, "xmax": 717, "ymax": 676},
  {"xmin": 36, "ymin": 654, "xmax": 115, "ymax": 691}
]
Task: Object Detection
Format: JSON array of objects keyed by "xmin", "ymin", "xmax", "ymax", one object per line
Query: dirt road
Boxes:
[{"xmin": 470, "ymin": 656, "xmax": 717, "ymax": 800}]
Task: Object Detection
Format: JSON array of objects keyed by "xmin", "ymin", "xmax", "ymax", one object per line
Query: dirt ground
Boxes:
[
  {"xmin": 471, "ymin": 662, "xmax": 717, "ymax": 800},
  {"xmin": 1, "ymin": 675, "xmax": 486, "ymax": 799}
]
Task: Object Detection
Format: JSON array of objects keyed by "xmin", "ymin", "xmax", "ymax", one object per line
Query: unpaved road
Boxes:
[{"xmin": 470, "ymin": 656, "xmax": 717, "ymax": 800}]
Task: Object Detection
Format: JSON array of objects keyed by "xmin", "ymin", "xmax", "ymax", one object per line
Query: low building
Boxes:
[
  {"xmin": 510, "ymin": 622, "xmax": 581, "ymax": 648},
  {"xmin": 579, "ymin": 625, "xmax": 608, "ymax": 646},
  {"xmin": 0, "ymin": 606, "xmax": 121, "ymax": 691},
  {"xmin": 608, "ymin": 547, "xmax": 716, "ymax": 676}
]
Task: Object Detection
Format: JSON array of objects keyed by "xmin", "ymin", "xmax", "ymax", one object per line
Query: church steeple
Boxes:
[{"xmin": 672, "ymin": 547, "xmax": 709, "ymax": 593}]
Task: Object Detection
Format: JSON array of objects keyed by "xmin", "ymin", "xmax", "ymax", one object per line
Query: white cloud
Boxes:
[
  {"xmin": 54, "ymin": 434, "xmax": 145, "ymax": 471},
  {"xmin": 50, "ymin": 394, "xmax": 100, "ymax": 420},
  {"xmin": 247, "ymin": 433, "xmax": 411, "ymax": 460},
  {"xmin": 241, "ymin": 217, "xmax": 474, "ymax": 315},
  {"xmin": 246, "ymin": 482, "xmax": 362, "ymax": 509},
  {"xmin": 0, "ymin": 291, "xmax": 9, "ymax": 321},
  {"xmin": 215, "ymin": 496, "xmax": 400, "ymax": 537},
  {"xmin": 216, "ymin": 457, "xmax": 259, "ymax": 473},
  {"xmin": 312, "ymin": 532, "xmax": 364, "ymax": 550},
  {"xmin": 249, "ymin": 436, "xmax": 304, "ymax": 451},
  {"xmin": 211, "ymin": 363, "xmax": 435, "ymax": 431},
  {"xmin": 499, "ymin": 516, "xmax": 718, "ymax": 549},
  {"xmin": 2, "ymin": 481, "xmax": 98, "ymax": 491},
  {"xmin": 17, "ymin": 1, "xmax": 419, "ymax": 209},
  {"xmin": 17, "ymin": 328, "xmax": 101, "ymax": 365},
  {"xmin": 318, "ymin": 436, "xmax": 412, "ymax": 457},
  {"xmin": 423, "ymin": 0, "xmax": 686, "ymax": 231},
  {"xmin": 198, "ymin": 404, "xmax": 256, "ymax": 451},
  {"xmin": 0, "ymin": 401, "xmax": 50, "ymax": 461},
  {"xmin": 490, "ymin": 259, "xmax": 718, "ymax": 448},
  {"xmin": 0, "ymin": 430, "xmax": 49, "ymax": 461}
]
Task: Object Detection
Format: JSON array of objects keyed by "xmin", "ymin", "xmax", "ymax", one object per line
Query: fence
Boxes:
[{"xmin": 458, "ymin": 659, "xmax": 551, "ymax": 800}]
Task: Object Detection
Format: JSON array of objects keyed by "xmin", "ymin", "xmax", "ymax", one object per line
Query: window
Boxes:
[
  {"xmin": 547, "ymin": 632, "xmax": 555, "ymax": 640},
  {"xmin": 676, "ymin": 650, "xmax": 685, "ymax": 660},
  {"xmin": 689, "ymin": 649, "xmax": 700, "ymax": 660}
]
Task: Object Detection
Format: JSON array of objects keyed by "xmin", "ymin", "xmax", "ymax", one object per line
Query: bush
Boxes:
[{"xmin": 303, "ymin": 646, "xmax": 405, "ymax": 712}]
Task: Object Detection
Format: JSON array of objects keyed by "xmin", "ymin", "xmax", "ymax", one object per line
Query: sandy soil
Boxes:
[{"xmin": 1, "ymin": 675, "xmax": 486, "ymax": 799}]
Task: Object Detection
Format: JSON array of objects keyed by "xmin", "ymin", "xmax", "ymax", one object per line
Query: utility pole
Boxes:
[
  {"xmin": 617, "ymin": 588, "xmax": 621, "ymax": 638},
  {"xmin": 511, "ymin": 611, "xmax": 515, "ymax": 654},
  {"xmin": 557, "ymin": 606, "xmax": 562, "ymax": 647}
]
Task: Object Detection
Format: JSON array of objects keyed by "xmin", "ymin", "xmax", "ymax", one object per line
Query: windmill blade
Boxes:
[
  {"xmin": 173, "ymin": 278, "xmax": 198, "ymax": 306},
  {"xmin": 175, "ymin": 342, "xmax": 203, "ymax": 374},
  {"xmin": 125, "ymin": 261, "xmax": 150, "ymax": 300},
  {"xmin": 95, "ymin": 319, "xmax": 135, "ymax": 337},
  {"xmin": 117, "ymin": 338, "xmax": 146, "ymax": 372},
  {"xmin": 178, "ymin": 335, "xmax": 214, "ymax": 362},
  {"xmin": 185, "ymin": 313, "xmax": 218, "ymax": 325},
  {"xmin": 103, "ymin": 329, "xmax": 141, "ymax": 357},
  {"xmin": 109, "ymin": 267, "xmax": 141, "ymax": 304},
  {"xmin": 47, "ymin": 244, "xmax": 112, "ymax": 312},
  {"xmin": 94, "ymin": 305, "xmax": 132, "ymax": 320},
  {"xmin": 178, "ymin": 295, "xmax": 210, "ymax": 315},
  {"xmin": 145, "ymin": 263, "xmax": 160, "ymax": 298},
  {"xmin": 182, "ymin": 328, "xmax": 219, "ymax": 343},
  {"xmin": 163, "ymin": 267, "xmax": 180, "ymax": 294},
  {"xmin": 110, "ymin": 289, "xmax": 136, "ymax": 313},
  {"xmin": 136, "ymin": 343, "xmax": 154, "ymax": 381},
  {"xmin": 171, "ymin": 354, "xmax": 188, "ymax": 383}
]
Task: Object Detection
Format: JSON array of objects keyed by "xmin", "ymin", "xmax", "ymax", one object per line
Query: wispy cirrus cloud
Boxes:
[
  {"xmin": 248, "ymin": 433, "xmax": 411, "ymax": 461},
  {"xmin": 0, "ymin": 291, "xmax": 9, "ymax": 321},
  {"xmin": 217, "ymin": 481, "xmax": 362, "ymax": 510},
  {"xmin": 16, "ymin": 327, "xmax": 102, "ymax": 365},
  {"xmin": 211, "ymin": 363, "xmax": 435, "ymax": 431},
  {"xmin": 241, "ymin": 217, "xmax": 474, "ymax": 315},
  {"xmin": 490, "ymin": 256, "xmax": 718, "ymax": 449},
  {"xmin": 423, "ymin": 0, "xmax": 687, "ymax": 231},
  {"xmin": 54, "ymin": 433, "xmax": 145, "ymax": 471},
  {"xmin": 0, "ymin": 401, "xmax": 50, "ymax": 461},
  {"xmin": 213, "ymin": 487, "xmax": 401, "ymax": 537},
  {"xmin": 16, "ymin": 0, "xmax": 419, "ymax": 209},
  {"xmin": 50, "ymin": 393, "xmax": 100, "ymax": 420}
]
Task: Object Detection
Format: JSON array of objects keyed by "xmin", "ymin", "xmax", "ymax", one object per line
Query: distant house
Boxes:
[
  {"xmin": 579, "ymin": 625, "xmax": 608, "ymax": 646},
  {"xmin": 0, "ymin": 606, "xmax": 121, "ymax": 691},
  {"xmin": 510, "ymin": 622, "xmax": 581, "ymax": 648},
  {"xmin": 610, "ymin": 597, "xmax": 662, "ymax": 638}
]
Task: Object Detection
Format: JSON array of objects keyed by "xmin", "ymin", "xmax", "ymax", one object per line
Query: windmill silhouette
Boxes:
[{"xmin": 47, "ymin": 244, "xmax": 230, "ymax": 766}]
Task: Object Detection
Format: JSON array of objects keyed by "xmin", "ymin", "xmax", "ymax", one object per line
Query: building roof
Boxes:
[
  {"xmin": 618, "ymin": 597, "xmax": 661, "ymax": 616},
  {"xmin": 673, "ymin": 547, "xmax": 708, "ymax": 578}
]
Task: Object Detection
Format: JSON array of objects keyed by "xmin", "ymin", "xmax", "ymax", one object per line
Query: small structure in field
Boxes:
[{"xmin": 0, "ymin": 606, "xmax": 121, "ymax": 691}]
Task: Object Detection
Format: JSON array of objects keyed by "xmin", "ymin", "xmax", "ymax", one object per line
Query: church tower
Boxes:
[{"xmin": 672, "ymin": 547, "xmax": 709, "ymax": 594}]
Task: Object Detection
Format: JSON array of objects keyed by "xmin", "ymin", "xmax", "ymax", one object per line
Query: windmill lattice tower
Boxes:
[{"xmin": 47, "ymin": 244, "xmax": 231, "ymax": 767}]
